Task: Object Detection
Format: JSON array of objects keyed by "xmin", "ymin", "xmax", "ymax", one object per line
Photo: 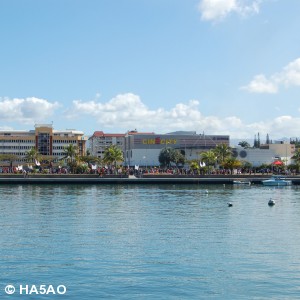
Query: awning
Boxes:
[{"xmin": 272, "ymin": 160, "xmax": 283, "ymax": 165}]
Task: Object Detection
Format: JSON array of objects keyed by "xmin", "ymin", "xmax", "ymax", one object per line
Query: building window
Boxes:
[{"xmin": 38, "ymin": 133, "xmax": 50, "ymax": 155}]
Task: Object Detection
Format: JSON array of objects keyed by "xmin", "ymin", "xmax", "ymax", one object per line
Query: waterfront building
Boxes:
[
  {"xmin": 88, "ymin": 131, "xmax": 126, "ymax": 159},
  {"xmin": 124, "ymin": 131, "xmax": 230, "ymax": 167},
  {"xmin": 0, "ymin": 124, "xmax": 87, "ymax": 165},
  {"xmin": 233, "ymin": 141, "xmax": 295, "ymax": 167}
]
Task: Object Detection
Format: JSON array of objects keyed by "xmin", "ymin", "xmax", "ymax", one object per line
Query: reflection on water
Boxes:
[{"xmin": 0, "ymin": 184, "xmax": 300, "ymax": 299}]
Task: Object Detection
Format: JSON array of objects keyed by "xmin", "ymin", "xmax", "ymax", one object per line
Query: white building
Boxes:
[{"xmin": 233, "ymin": 141, "xmax": 295, "ymax": 167}]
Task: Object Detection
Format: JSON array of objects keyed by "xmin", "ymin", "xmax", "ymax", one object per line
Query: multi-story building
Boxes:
[
  {"xmin": 89, "ymin": 130, "xmax": 230, "ymax": 167},
  {"xmin": 88, "ymin": 131, "xmax": 126, "ymax": 159},
  {"xmin": 124, "ymin": 131, "xmax": 230, "ymax": 166},
  {"xmin": 0, "ymin": 124, "xmax": 87, "ymax": 165}
]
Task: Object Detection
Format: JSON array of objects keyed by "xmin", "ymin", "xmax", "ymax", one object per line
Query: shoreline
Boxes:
[{"xmin": 0, "ymin": 174, "xmax": 299, "ymax": 184}]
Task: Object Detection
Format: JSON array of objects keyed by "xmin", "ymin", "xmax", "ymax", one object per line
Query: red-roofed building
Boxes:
[{"xmin": 88, "ymin": 131, "xmax": 126, "ymax": 159}]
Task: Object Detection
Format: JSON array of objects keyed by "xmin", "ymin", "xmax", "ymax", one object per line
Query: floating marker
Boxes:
[{"xmin": 268, "ymin": 199, "xmax": 275, "ymax": 206}]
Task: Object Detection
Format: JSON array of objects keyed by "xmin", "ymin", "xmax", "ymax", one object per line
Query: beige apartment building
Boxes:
[{"xmin": 0, "ymin": 124, "xmax": 87, "ymax": 165}]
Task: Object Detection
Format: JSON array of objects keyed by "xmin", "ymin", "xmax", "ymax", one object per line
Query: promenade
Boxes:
[{"xmin": 1, "ymin": 174, "xmax": 300, "ymax": 184}]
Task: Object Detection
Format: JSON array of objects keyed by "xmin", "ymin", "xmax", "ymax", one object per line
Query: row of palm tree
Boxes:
[
  {"xmin": 0, "ymin": 144, "xmax": 124, "ymax": 173},
  {"xmin": 197, "ymin": 144, "xmax": 241, "ymax": 173}
]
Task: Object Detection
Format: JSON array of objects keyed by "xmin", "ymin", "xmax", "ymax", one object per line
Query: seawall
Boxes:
[{"xmin": 0, "ymin": 174, "xmax": 299, "ymax": 184}]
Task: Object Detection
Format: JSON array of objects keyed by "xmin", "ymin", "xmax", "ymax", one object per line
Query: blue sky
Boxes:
[{"xmin": 0, "ymin": 0, "xmax": 300, "ymax": 141}]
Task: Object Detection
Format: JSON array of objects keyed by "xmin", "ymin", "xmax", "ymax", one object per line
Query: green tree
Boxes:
[
  {"xmin": 63, "ymin": 144, "xmax": 78, "ymax": 162},
  {"xmin": 292, "ymin": 148, "xmax": 300, "ymax": 170},
  {"xmin": 158, "ymin": 148, "xmax": 185, "ymax": 167},
  {"xmin": 158, "ymin": 147, "xmax": 173, "ymax": 167},
  {"xmin": 80, "ymin": 155, "xmax": 102, "ymax": 165},
  {"xmin": 222, "ymin": 157, "xmax": 242, "ymax": 174},
  {"xmin": 80, "ymin": 155, "xmax": 102, "ymax": 173},
  {"xmin": 103, "ymin": 145, "xmax": 124, "ymax": 168},
  {"xmin": 189, "ymin": 160, "xmax": 200, "ymax": 174},
  {"xmin": 62, "ymin": 144, "xmax": 79, "ymax": 173},
  {"xmin": 241, "ymin": 161, "xmax": 253, "ymax": 172},
  {"xmin": 200, "ymin": 150, "xmax": 217, "ymax": 173},
  {"xmin": 213, "ymin": 143, "xmax": 232, "ymax": 165},
  {"xmin": 25, "ymin": 148, "xmax": 41, "ymax": 163},
  {"xmin": 170, "ymin": 149, "xmax": 185, "ymax": 167},
  {"xmin": 238, "ymin": 141, "xmax": 250, "ymax": 149}
]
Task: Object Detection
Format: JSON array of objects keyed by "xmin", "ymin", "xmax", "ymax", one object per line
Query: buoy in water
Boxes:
[
  {"xmin": 228, "ymin": 202, "xmax": 233, "ymax": 207},
  {"xmin": 268, "ymin": 199, "xmax": 275, "ymax": 206}
]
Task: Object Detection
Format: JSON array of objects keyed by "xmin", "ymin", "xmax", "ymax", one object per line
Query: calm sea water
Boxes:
[{"xmin": 1, "ymin": 183, "xmax": 300, "ymax": 299}]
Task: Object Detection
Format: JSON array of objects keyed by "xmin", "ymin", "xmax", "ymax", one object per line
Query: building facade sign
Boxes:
[{"xmin": 142, "ymin": 137, "xmax": 177, "ymax": 145}]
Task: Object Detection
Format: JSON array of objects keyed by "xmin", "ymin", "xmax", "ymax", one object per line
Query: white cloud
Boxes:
[
  {"xmin": 243, "ymin": 58, "xmax": 300, "ymax": 94},
  {"xmin": 0, "ymin": 97, "xmax": 60, "ymax": 124},
  {"xmin": 67, "ymin": 92, "xmax": 300, "ymax": 139},
  {"xmin": 1, "ymin": 93, "xmax": 299, "ymax": 140},
  {"xmin": 241, "ymin": 74, "xmax": 278, "ymax": 93},
  {"xmin": 198, "ymin": 0, "xmax": 261, "ymax": 22},
  {"xmin": 275, "ymin": 58, "xmax": 300, "ymax": 87}
]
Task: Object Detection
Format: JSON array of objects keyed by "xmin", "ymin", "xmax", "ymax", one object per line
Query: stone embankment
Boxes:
[{"xmin": 0, "ymin": 174, "xmax": 300, "ymax": 184}]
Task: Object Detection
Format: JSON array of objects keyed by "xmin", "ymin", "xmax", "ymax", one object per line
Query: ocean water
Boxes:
[{"xmin": 1, "ymin": 183, "xmax": 300, "ymax": 299}]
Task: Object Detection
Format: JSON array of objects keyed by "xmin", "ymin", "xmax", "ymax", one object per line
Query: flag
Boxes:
[
  {"xmin": 135, "ymin": 165, "xmax": 139, "ymax": 170},
  {"xmin": 91, "ymin": 164, "xmax": 97, "ymax": 170},
  {"xmin": 35, "ymin": 159, "xmax": 41, "ymax": 166}
]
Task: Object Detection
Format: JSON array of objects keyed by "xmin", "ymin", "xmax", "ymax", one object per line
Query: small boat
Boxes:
[
  {"xmin": 262, "ymin": 176, "xmax": 292, "ymax": 186},
  {"xmin": 233, "ymin": 180, "xmax": 251, "ymax": 185}
]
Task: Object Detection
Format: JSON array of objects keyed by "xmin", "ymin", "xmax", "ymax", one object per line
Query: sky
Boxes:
[{"xmin": 0, "ymin": 0, "xmax": 300, "ymax": 142}]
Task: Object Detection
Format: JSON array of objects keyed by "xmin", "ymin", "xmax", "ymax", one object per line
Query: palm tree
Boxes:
[
  {"xmin": 80, "ymin": 155, "xmax": 102, "ymax": 173},
  {"xmin": 63, "ymin": 144, "xmax": 78, "ymax": 162},
  {"xmin": 213, "ymin": 143, "xmax": 232, "ymax": 165},
  {"xmin": 80, "ymin": 155, "xmax": 102, "ymax": 165},
  {"xmin": 238, "ymin": 141, "xmax": 250, "ymax": 149},
  {"xmin": 62, "ymin": 144, "xmax": 79, "ymax": 173},
  {"xmin": 25, "ymin": 148, "xmax": 41, "ymax": 163},
  {"xmin": 103, "ymin": 145, "xmax": 124, "ymax": 168},
  {"xmin": 200, "ymin": 150, "xmax": 217, "ymax": 173}
]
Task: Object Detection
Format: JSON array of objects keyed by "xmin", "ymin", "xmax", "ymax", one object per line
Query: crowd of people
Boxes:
[{"xmin": 0, "ymin": 165, "xmax": 294, "ymax": 176}]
